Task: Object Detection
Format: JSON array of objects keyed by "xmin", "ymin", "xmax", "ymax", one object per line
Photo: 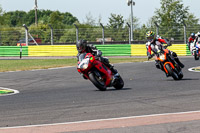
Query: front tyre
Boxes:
[
  {"xmin": 178, "ymin": 71, "xmax": 183, "ymax": 80},
  {"xmin": 165, "ymin": 64, "xmax": 179, "ymax": 80},
  {"xmin": 89, "ymin": 72, "xmax": 107, "ymax": 91},
  {"xmin": 113, "ymin": 76, "xmax": 124, "ymax": 90}
]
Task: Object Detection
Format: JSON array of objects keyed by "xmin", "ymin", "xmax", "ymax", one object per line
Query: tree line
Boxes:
[{"xmin": 0, "ymin": 0, "xmax": 199, "ymax": 46}]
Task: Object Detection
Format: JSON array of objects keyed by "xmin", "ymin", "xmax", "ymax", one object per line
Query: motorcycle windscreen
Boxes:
[{"xmin": 79, "ymin": 53, "xmax": 87, "ymax": 62}]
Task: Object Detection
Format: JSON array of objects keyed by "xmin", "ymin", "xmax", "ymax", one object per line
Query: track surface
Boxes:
[{"xmin": 0, "ymin": 57, "xmax": 200, "ymax": 132}]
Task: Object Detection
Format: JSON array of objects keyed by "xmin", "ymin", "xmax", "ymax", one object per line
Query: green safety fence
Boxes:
[
  {"xmin": 0, "ymin": 46, "xmax": 28, "ymax": 57},
  {"xmin": 95, "ymin": 44, "xmax": 131, "ymax": 56}
]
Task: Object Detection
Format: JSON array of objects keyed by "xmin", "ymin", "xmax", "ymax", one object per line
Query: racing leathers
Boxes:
[
  {"xmin": 188, "ymin": 36, "xmax": 195, "ymax": 50},
  {"xmin": 147, "ymin": 38, "xmax": 184, "ymax": 70},
  {"xmin": 77, "ymin": 44, "xmax": 118, "ymax": 76},
  {"xmin": 193, "ymin": 36, "xmax": 200, "ymax": 48},
  {"xmin": 188, "ymin": 36, "xmax": 195, "ymax": 44}
]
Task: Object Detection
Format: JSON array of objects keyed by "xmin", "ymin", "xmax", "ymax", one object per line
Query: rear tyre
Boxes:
[
  {"xmin": 113, "ymin": 76, "xmax": 124, "ymax": 90},
  {"xmin": 89, "ymin": 72, "xmax": 107, "ymax": 91},
  {"xmin": 165, "ymin": 64, "xmax": 179, "ymax": 80},
  {"xmin": 194, "ymin": 51, "xmax": 199, "ymax": 60}
]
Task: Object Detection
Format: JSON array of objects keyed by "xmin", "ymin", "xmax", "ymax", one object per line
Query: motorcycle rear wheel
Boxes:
[
  {"xmin": 89, "ymin": 72, "xmax": 107, "ymax": 91},
  {"xmin": 113, "ymin": 76, "xmax": 124, "ymax": 90}
]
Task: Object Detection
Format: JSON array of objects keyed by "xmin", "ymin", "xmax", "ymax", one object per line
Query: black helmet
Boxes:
[{"xmin": 76, "ymin": 39, "xmax": 87, "ymax": 52}]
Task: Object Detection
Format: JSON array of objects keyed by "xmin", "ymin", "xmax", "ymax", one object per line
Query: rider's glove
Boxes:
[{"xmin": 95, "ymin": 56, "xmax": 100, "ymax": 60}]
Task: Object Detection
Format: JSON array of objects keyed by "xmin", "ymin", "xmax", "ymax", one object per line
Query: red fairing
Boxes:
[
  {"xmin": 77, "ymin": 53, "xmax": 113, "ymax": 87},
  {"xmin": 93, "ymin": 60, "xmax": 112, "ymax": 86}
]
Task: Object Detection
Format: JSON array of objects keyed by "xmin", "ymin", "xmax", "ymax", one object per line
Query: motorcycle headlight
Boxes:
[
  {"xmin": 160, "ymin": 54, "xmax": 165, "ymax": 61},
  {"xmin": 82, "ymin": 64, "xmax": 88, "ymax": 69}
]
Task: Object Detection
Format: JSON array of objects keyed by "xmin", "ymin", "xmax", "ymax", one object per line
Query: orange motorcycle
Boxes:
[{"xmin": 150, "ymin": 48, "xmax": 183, "ymax": 80}]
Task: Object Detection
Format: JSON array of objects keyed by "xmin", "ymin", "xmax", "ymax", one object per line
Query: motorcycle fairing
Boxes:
[{"xmin": 93, "ymin": 59, "xmax": 113, "ymax": 86}]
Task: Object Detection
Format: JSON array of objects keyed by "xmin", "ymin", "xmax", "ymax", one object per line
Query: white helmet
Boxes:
[{"xmin": 197, "ymin": 32, "xmax": 200, "ymax": 37}]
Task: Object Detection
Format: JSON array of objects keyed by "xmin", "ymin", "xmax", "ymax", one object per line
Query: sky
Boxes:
[{"xmin": 0, "ymin": 0, "xmax": 199, "ymax": 25}]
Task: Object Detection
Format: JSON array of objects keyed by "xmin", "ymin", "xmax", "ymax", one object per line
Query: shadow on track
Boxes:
[
  {"xmin": 164, "ymin": 78, "xmax": 199, "ymax": 81},
  {"xmin": 94, "ymin": 88, "xmax": 132, "ymax": 91}
]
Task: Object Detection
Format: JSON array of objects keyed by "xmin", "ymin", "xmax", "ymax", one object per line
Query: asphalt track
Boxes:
[{"xmin": 0, "ymin": 57, "xmax": 200, "ymax": 133}]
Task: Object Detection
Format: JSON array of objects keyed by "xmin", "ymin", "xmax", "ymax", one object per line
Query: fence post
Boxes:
[
  {"xmin": 0, "ymin": 30, "xmax": 1, "ymax": 46},
  {"xmin": 23, "ymin": 24, "xmax": 29, "ymax": 46},
  {"xmin": 154, "ymin": 22, "xmax": 159, "ymax": 36},
  {"xmin": 183, "ymin": 23, "xmax": 187, "ymax": 44},
  {"xmin": 48, "ymin": 24, "xmax": 54, "ymax": 45},
  {"xmin": 100, "ymin": 23, "xmax": 105, "ymax": 45},
  {"xmin": 127, "ymin": 23, "xmax": 131, "ymax": 44},
  {"xmin": 74, "ymin": 24, "xmax": 79, "ymax": 44},
  {"xmin": 20, "ymin": 43, "xmax": 22, "ymax": 59}
]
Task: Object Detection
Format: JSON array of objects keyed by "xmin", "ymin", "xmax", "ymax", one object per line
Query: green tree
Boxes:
[
  {"xmin": 153, "ymin": 0, "xmax": 198, "ymax": 26},
  {"xmin": 62, "ymin": 12, "xmax": 78, "ymax": 25},
  {"xmin": 3, "ymin": 11, "xmax": 27, "ymax": 27},
  {"xmin": 151, "ymin": 0, "xmax": 199, "ymax": 40},
  {"xmin": 0, "ymin": 5, "xmax": 4, "ymax": 25},
  {"xmin": 49, "ymin": 11, "xmax": 65, "ymax": 29},
  {"xmin": 107, "ymin": 14, "xmax": 124, "ymax": 29},
  {"xmin": 26, "ymin": 10, "xmax": 36, "ymax": 26}
]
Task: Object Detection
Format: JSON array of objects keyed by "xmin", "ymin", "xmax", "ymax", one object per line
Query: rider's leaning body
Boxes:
[
  {"xmin": 188, "ymin": 33, "xmax": 195, "ymax": 44},
  {"xmin": 76, "ymin": 39, "xmax": 118, "ymax": 77},
  {"xmin": 193, "ymin": 32, "xmax": 200, "ymax": 47},
  {"xmin": 146, "ymin": 31, "xmax": 184, "ymax": 70}
]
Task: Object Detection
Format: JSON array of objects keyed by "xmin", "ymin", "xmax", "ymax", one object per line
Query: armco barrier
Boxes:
[
  {"xmin": 0, "ymin": 46, "xmax": 28, "ymax": 57},
  {"xmin": 131, "ymin": 45, "xmax": 147, "ymax": 56},
  {"xmin": 131, "ymin": 44, "xmax": 191, "ymax": 56},
  {"xmin": 0, "ymin": 44, "xmax": 191, "ymax": 57},
  {"xmin": 168, "ymin": 44, "xmax": 190, "ymax": 56},
  {"xmin": 95, "ymin": 44, "xmax": 131, "ymax": 56},
  {"xmin": 28, "ymin": 45, "xmax": 78, "ymax": 56}
]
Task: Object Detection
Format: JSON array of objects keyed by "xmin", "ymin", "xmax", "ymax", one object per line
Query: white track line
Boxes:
[
  {"xmin": 188, "ymin": 66, "xmax": 200, "ymax": 72},
  {"xmin": 0, "ymin": 87, "xmax": 19, "ymax": 97},
  {"xmin": 1, "ymin": 110, "xmax": 200, "ymax": 129}
]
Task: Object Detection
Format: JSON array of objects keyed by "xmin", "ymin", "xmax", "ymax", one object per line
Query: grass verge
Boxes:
[{"xmin": 0, "ymin": 58, "xmax": 148, "ymax": 72}]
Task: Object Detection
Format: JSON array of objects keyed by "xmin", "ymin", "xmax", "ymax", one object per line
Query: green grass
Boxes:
[
  {"xmin": 192, "ymin": 66, "xmax": 200, "ymax": 71},
  {"xmin": 0, "ymin": 58, "xmax": 148, "ymax": 72}
]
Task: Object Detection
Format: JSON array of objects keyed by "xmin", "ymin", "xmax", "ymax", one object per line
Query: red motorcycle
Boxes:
[{"xmin": 77, "ymin": 53, "xmax": 124, "ymax": 91}]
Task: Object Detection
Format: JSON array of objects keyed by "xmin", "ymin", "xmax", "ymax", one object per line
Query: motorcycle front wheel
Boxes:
[
  {"xmin": 194, "ymin": 51, "xmax": 199, "ymax": 60},
  {"xmin": 89, "ymin": 72, "xmax": 107, "ymax": 91},
  {"xmin": 165, "ymin": 64, "xmax": 179, "ymax": 80}
]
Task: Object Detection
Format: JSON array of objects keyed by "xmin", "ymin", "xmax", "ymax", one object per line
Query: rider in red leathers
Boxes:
[
  {"xmin": 188, "ymin": 33, "xmax": 195, "ymax": 50},
  {"xmin": 146, "ymin": 31, "xmax": 184, "ymax": 72}
]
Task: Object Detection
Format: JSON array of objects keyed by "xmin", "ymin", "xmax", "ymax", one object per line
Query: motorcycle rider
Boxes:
[
  {"xmin": 188, "ymin": 33, "xmax": 195, "ymax": 50},
  {"xmin": 146, "ymin": 31, "xmax": 184, "ymax": 73},
  {"xmin": 193, "ymin": 32, "xmax": 200, "ymax": 48},
  {"xmin": 76, "ymin": 39, "xmax": 119, "ymax": 80},
  {"xmin": 146, "ymin": 35, "xmax": 161, "ymax": 56}
]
